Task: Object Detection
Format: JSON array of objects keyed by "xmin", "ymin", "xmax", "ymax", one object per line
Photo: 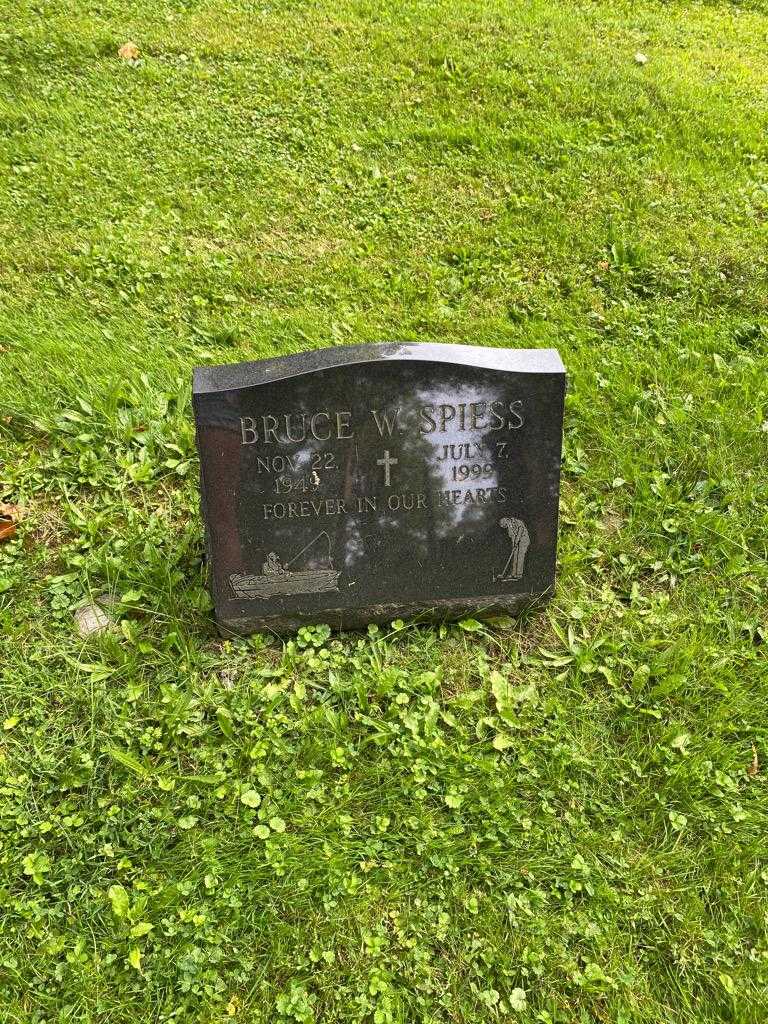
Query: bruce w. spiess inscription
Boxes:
[{"xmin": 193, "ymin": 342, "xmax": 565, "ymax": 634}]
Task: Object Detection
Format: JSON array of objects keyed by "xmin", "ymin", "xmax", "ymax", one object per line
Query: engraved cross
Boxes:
[{"xmin": 376, "ymin": 449, "xmax": 398, "ymax": 487}]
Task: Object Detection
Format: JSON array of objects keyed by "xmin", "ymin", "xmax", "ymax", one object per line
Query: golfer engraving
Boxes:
[{"xmin": 495, "ymin": 517, "xmax": 530, "ymax": 582}]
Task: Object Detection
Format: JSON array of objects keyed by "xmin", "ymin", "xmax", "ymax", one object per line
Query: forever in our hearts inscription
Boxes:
[{"xmin": 193, "ymin": 343, "xmax": 565, "ymax": 634}]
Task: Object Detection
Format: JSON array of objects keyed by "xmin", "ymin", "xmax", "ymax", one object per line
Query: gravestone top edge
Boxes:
[{"xmin": 193, "ymin": 342, "xmax": 565, "ymax": 396}]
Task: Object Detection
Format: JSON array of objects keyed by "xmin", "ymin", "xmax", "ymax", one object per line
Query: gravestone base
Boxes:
[{"xmin": 216, "ymin": 589, "xmax": 550, "ymax": 636}]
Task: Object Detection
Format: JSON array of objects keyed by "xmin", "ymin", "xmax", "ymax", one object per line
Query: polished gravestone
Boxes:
[{"xmin": 193, "ymin": 343, "xmax": 565, "ymax": 634}]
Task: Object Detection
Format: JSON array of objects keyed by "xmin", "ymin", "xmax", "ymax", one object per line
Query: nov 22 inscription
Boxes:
[{"xmin": 193, "ymin": 343, "xmax": 565, "ymax": 634}]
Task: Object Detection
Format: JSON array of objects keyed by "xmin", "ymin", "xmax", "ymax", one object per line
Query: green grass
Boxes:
[{"xmin": 2, "ymin": 0, "xmax": 768, "ymax": 1020}]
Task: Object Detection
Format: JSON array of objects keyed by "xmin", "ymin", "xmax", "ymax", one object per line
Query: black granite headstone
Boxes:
[{"xmin": 193, "ymin": 343, "xmax": 565, "ymax": 634}]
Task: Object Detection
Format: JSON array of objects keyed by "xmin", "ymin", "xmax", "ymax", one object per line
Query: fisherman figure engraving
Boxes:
[
  {"xmin": 263, "ymin": 552, "xmax": 288, "ymax": 576},
  {"xmin": 496, "ymin": 517, "xmax": 530, "ymax": 581}
]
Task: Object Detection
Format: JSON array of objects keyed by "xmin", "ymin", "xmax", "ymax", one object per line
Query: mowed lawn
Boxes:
[{"xmin": 2, "ymin": 0, "xmax": 768, "ymax": 1020}]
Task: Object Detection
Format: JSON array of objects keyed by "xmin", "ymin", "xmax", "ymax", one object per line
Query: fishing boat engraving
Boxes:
[{"xmin": 230, "ymin": 531, "xmax": 340, "ymax": 600}]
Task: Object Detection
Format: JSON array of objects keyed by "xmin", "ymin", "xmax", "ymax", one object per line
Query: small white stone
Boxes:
[
  {"xmin": 635, "ymin": 52, "xmax": 648, "ymax": 64},
  {"xmin": 75, "ymin": 602, "xmax": 111, "ymax": 637}
]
